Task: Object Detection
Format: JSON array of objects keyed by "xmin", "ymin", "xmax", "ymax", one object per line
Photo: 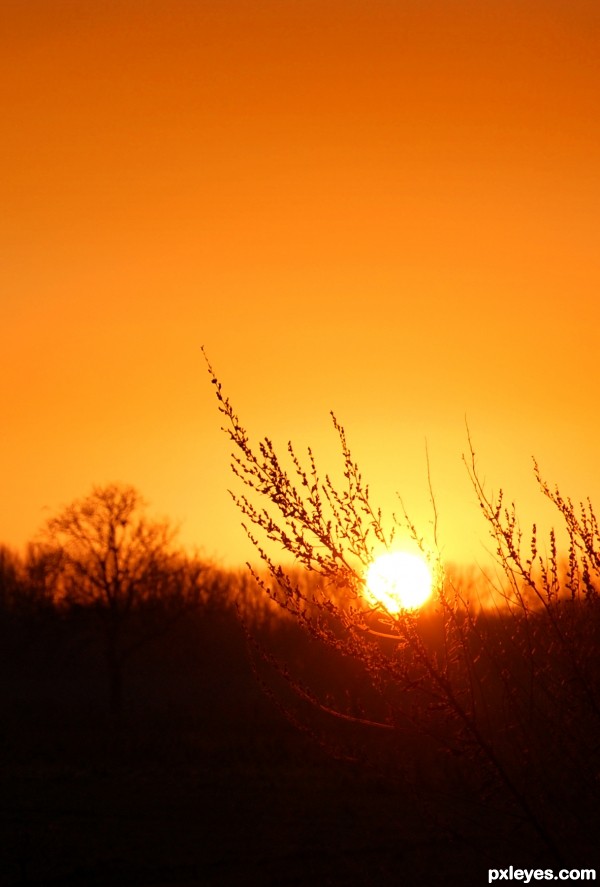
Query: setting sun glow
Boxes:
[{"xmin": 365, "ymin": 552, "xmax": 433, "ymax": 613}]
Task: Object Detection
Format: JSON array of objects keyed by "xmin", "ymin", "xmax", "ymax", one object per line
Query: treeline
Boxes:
[
  {"xmin": 4, "ymin": 478, "xmax": 600, "ymax": 865},
  {"xmin": 0, "ymin": 483, "xmax": 284, "ymax": 732},
  {"xmin": 0, "ymin": 536, "xmax": 237, "ymax": 620}
]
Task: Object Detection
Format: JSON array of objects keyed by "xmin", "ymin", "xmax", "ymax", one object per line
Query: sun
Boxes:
[{"xmin": 364, "ymin": 551, "xmax": 433, "ymax": 613}]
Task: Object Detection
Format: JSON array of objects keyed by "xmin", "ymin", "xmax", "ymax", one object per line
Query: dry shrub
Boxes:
[{"xmin": 205, "ymin": 352, "xmax": 600, "ymax": 863}]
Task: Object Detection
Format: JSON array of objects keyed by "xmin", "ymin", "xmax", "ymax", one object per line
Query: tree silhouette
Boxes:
[
  {"xmin": 204, "ymin": 352, "xmax": 600, "ymax": 864},
  {"xmin": 0, "ymin": 545, "xmax": 22, "ymax": 614},
  {"xmin": 42, "ymin": 483, "xmax": 189, "ymax": 722}
]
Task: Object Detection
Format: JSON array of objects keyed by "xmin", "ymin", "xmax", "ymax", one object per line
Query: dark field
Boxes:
[{"xmin": 1, "ymin": 604, "xmax": 598, "ymax": 886}]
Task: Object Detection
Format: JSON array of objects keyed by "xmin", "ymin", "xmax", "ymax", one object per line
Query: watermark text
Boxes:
[{"xmin": 489, "ymin": 869, "xmax": 595, "ymax": 883}]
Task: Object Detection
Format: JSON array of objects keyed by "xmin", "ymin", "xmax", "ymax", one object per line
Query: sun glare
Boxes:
[{"xmin": 365, "ymin": 551, "xmax": 433, "ymax": 613}]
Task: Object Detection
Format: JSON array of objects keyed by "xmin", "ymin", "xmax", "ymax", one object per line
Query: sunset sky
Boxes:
[{"xmin": 2, "ymin": 0, "xmax": 599, "ymax": 570}]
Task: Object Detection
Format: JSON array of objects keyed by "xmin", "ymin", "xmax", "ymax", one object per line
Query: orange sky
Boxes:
[{"xmin": 2, "ymin": 0, "xmax": 600, "ymax": 570}]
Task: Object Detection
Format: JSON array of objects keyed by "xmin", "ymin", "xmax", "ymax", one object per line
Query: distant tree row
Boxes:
[{"xmin": 0, "ymin": 483, "xmax": 235, "ymax": 721}]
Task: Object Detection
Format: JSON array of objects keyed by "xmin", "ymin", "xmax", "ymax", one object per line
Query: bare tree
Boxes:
[{"xmin": 42, "ymin": 483, "xmax": 190, "ymax": 722}]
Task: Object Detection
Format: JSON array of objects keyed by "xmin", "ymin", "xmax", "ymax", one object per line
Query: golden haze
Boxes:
[{"xmin": 2, "ymin": 1, "xmax": 600, "ymax": 569}]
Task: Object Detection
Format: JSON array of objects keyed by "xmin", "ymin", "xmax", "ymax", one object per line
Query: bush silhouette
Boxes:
[{"xmin": 205, "ymin": 351, "xmax": 600, "ymax": 864}]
